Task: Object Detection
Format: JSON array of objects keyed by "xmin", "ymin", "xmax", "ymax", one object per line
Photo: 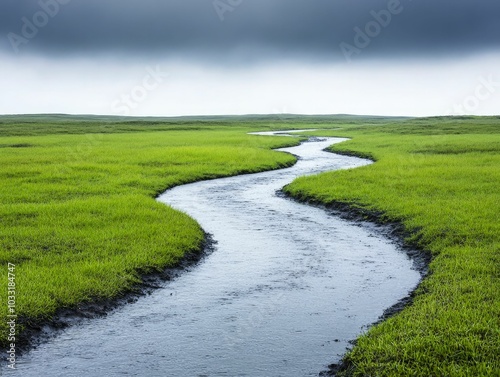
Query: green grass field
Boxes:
[
  {"xmin": 0, "ymin": 119, "xmax": 303, "ymax": 344},
  {"xmin": 284, "ymin": 117, "xmax": 500, "ymax": 376},
  {"xmin": 1, "ymin": 115, "xmax": 498, "ymax": 376}
]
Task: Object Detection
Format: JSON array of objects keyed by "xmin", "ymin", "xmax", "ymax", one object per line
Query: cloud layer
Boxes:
[
  {"xmin": 2, "ymin": 0, "xmax": 500, "ymax": 61},
  {"xmin": 2, "ymin": 1, "xmax": 499, "ymax": 117}
]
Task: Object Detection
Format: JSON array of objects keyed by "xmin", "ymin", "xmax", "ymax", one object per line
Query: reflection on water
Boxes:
[{"xmin": 15, "ymin": 133, "xmax": 421, "ymax": 377}]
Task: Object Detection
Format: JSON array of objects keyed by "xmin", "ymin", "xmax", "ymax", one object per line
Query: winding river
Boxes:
[{"xmin": 14, "ymin": 132, "xmax": 421, "ymax": 376}]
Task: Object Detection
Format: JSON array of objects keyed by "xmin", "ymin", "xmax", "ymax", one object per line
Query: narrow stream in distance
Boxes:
[{"xmin": 15, "ymin": 132, "xmax": 421, "ymax": 377}]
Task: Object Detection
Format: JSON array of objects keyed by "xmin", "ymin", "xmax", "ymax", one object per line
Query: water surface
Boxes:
[{"xmin": 14, "ymin": 133, "xmax": 421, "ymax": 376}]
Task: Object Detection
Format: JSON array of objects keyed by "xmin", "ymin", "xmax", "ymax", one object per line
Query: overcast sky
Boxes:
[{"xmin": 1, "ymin": 0, "xmax": 499, "ymax": 116}]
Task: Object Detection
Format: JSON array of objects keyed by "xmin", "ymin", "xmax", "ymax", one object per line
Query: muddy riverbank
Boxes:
[{"xmin": 10, "ymin": 133, "xmax": 423, "ymax": 377}]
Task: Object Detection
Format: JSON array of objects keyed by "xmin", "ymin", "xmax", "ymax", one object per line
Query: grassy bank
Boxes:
[
  {"xmin": 0, "ymin": 122, "xmax": 302, "ymax": 346},
  {"xmin": 284, "ymin": 117, "xmax": 500, "ymax": 376}
]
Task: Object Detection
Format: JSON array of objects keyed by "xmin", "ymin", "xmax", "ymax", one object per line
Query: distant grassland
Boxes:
[
  {"xmin": 0, "ymin": 122, "xmax": 303, "ymax": 345},
  {"xmin": 284, "ymin": 118, "xmax": 500, "ymax": 376}
]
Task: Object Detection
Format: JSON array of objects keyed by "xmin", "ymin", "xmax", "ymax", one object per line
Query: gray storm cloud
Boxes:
[{"xmin": 1, "ymin": 0, "xmax": 499, "ymax": 61}]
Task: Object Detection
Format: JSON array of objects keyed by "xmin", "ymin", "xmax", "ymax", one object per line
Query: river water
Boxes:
[{"xmin": 14, "ymin": 132, "xmax": 421, "ymax": 376}]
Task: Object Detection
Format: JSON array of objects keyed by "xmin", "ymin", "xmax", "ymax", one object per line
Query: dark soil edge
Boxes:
[
  {"xmin": 279, "ymin": 191, "xmax": 432, "ymax": 376},
  {"xmin": 280, "ymin": 138, "xmax": 432, "ymax": 375},
  {"xmin": 278, "ymin": 140, "xmax": 434, "ymax": 376},
  {"xmin": 2, "ymin": 136, "xmax": 303, "ymax": 357},
  {"xmin": 2, "ymin": 233, "xmax": 217, "ymax": 357},
  {"xmin": 3, "ymin": 135, "xmax": 431, "ymax": 374},
  {"xmin": 276, "ymin": 140, "xmax": 432, "ymax": 376}
]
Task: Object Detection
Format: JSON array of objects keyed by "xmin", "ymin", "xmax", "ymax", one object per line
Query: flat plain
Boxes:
[{"xmin": 1, "ymin": 115, "xmax": 498, "ymax": 376}]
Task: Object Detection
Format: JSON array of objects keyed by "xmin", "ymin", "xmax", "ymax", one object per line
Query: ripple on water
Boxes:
[{"xmin": 15, "ymin": 133, "xmax": 421, "ymax": 377}]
